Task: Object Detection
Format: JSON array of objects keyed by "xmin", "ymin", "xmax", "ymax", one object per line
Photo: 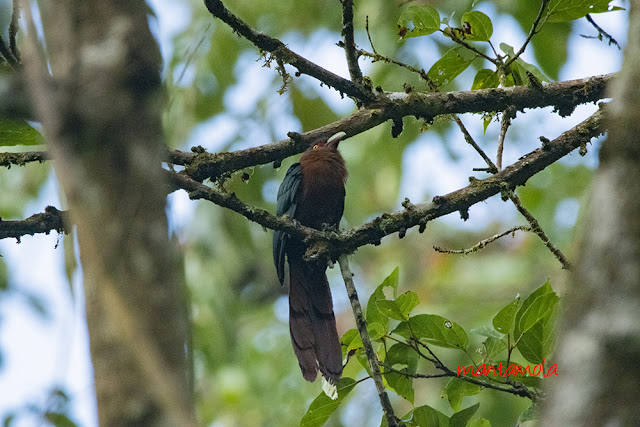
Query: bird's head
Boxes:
[{"xmin": 309, "ymin": 131, "xmax": 346, "ymax": 152}]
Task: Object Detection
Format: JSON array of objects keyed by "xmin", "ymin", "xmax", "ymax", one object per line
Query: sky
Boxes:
[{"xmin": 0, "ymin": 1, "xmax": 627, "ymax": 426}]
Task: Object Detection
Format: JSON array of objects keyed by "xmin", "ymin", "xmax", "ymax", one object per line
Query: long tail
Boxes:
[{"xmin": 288, "ymin": 261, "xmax": 343, "ymax": 384}]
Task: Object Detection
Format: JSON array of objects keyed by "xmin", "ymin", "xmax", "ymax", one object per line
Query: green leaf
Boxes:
[
  {"xmin": 44, "ymin": 413, "xmax": 78, "ymax": 427},
  {"xmin": 0, "ymin": 119, "xmax": 44, "ymax": 146},
  {"xmin": 346, "ymin": 323, "xmax": 386, "ymax": 350},
  {"xmin": 514, "ymin": 57, "xmax": 551, "ymax": 83},
  {"xmin": 398, "ymin": 5, "xmax": 441, "ymax": 39},
  {"xmin": 546, "ymin": 0, "xmax": 615, "ymax": 22},
  {"xmin": 514, "ymin": 281, "xmax": 558, "ymax": 337},
  {"xmin": 428, "ymin": 46, "xmax": 477, "ymax": 88},
  {"xmin": 461, "ymin": 11, "xmax": 493, "ymax": 41},
  {"xmin": 468, "ymin": 418, "xmax": 492, "ymax": 427},
  {"xmin": 377, "ymin": 299, "xmax": 406, "ymax": 321},
  {"xmin": 355, "ymin": 349, "xmax": 372, "ymax": 375},
  {"xmin": 514, "ymin": 281, "xmax": 560, "ymax": 364},
  {"xmin": 480, "ymin": 337, "xmax": 506, "ymax": 362},
  {"xmin": 404, "ymin": 405, "xmax": 450, "ymax": 426},
  {"xmin": 492, "ymin": 295, "xmax": 520, "ymax": 334},
  {"xmin": 3, "ymin": 413, "xmax": 16, "ymax": 427},
  {"xmin": 340, "ymin": 328, "xmax": 360, "ymax": 347},
  {"xmin": 517, "ymin": 292, "xmax": 559, "ymax": 335},
  {"xmin": 396, "ymin": 314, "xmax": 468, "ymax": 350},
  {"xmin": 299, "ymin": 377, "xmax": 357, "ymax": 427},
  {"xmin": 517, "ymin": 305, "xmax": 559, "ymax": 364},
  {"xmin": 518, "ymin": 403, "xmax": 539, "ymax": 423},
  {"xmin": 376, "ymin": 291, "xmax": 419, "ymax": 321},
  {"xmin": 483, "ymin": 112, "xmax": 495, "ymax": 133},
  {"xmin": 384, "ymin": 343, "xmax": 418, "ymax": 403},
  {"xmin": 470, "ymin": 325, "xmax": 504, "ymax": 340},
  {"xmin": 366, "ymin": 267, "xmax": 400, "ymax": 332},
  {"xmin": 472, "ymin": 69, "xmax": 499, "ymax": 90},
  {"xmin": 500, "ymin": 43, "xmax": 550, "ymax": 86},
  {"xmin": 395, "ymin": 291, "xmax": 420, "ymax": 317},
  {"xmin": 443, "ymin": 378, "xmax": 482, "ymax": 412},
  {"xmin": 450, "ymin": 403, "xmax": 480, "ymax": 427}
]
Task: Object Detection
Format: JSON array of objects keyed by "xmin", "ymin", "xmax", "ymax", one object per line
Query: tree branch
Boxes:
[
  {"xmin": 0, "ymin": 150, "xmax": 48, "ymax": 167},
  {"xmin": 177, "ymin": 73, "xmax": 612, "ymax": 182},
  {"xmin": 0, "ymin": 206, "xmax": 69, "ymax": 241},
  {"xmin": 3, "ymin": 106, "xmax": 606, "ymax": 249},
  {"xmin": 434, "ymin": 225, "xmax": 532, "ymax": 255},
  {"xmin": 505, "ymin": 0, "xmax": 550, "ymax": 67},
  {"xmin": 340, "ymin": 0, "xmax": 363, "ymax": 84},
  {"xmin": 202, "ymin": 0, "xmax": 376, "ymax": 103},
  {"xmin": 454, "ymin": 108, "xmax": 572, "ymax": 269},
  {"xmin": 167, "ymin": 106, "xmax": 604, "ymax": 266},
  {"xmin": 339, "ymin": 255, "xmax": 397, "ymax": 427},
  {"xmin": 584, "ymin": 14, "xmax": 621, "ymax": 50},
  {"xmin": 508, "ymin": 190, "xmax": 572, "ymax": 269},
  {"xmin": 9, "ymin": 0, "xmax": 21, "ymax": 62}
]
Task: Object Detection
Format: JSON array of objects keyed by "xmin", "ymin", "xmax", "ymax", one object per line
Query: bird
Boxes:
[{"xmin": 273, "ymin": 131, "xmax": 347, "ymax": 386}]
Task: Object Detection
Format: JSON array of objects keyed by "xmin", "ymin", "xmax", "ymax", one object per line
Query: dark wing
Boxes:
[{"xmin": 273, "ymin": 162, "xmax": 302, "ymax": 285}]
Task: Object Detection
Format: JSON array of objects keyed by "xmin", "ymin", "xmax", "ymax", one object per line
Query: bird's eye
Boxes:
[{"xmin": 313, "ymin": 144, "xmax": 319, "ymax": 150}]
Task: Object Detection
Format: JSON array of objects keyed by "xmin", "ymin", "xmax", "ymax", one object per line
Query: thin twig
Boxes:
[
  {"xmin": 358, "ymin": 48, "xmax": 435, "ymax": 87},
  {"xmin": 365, "ymin": 16, "xmax": 377, "ymax": 55},
  {"xmin": 505, "ymin": 0, "xmax": 550, "ymax": 67},
  {"xmin": 341, "ymin": 0, "xmax": 363, "ymax": 83},
  {"xmin": 508, "ymin": 191, "xmax": 572, "ymax": 269},
  {"xmin": 10, "ymin": 0, "xmax": 21, "ymax": 61},
  {"xmin": 338, "ymin": 255, "xmax": 398, "ymax": 427},
  {"xmin": 444, "ymin": 29, "xmax": 497, "ymax": 65},
  {"xmin": 454, "ymin": 109, "xmax": 572, "ymax": 269},
  {"xmin": 434, "ymin": 225, "xmax": 532, "ymax": 254},
  {"xmin": 497, "ymin": 107, "xmax": 516, "ymax": 170},
  {"xmin": 584, "ymin": 14, "xmax": 621, "ymax": 49},
  {"xmin": 381, "ymin": 364, "xmax": 449, "ymax": 379},
  {"xmin": 453, "ymin": 116, "xmax": 497, "ymax": 172}
]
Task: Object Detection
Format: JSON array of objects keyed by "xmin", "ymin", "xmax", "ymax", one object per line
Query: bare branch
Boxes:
[
  {"xmin": 340, "ymin": 0, "xmax": 363, "ymax": 83},
  {"xmin": 0, "ymin": 206, "xmax": 69, "ymax": 241},
  {"xmin": 358, "ymin": 47, "xmax": 434, "ymax": 87},
  {"xmin": 583, "ymin": 14, "xmax": 621, "ymax": 49},
  {"xmin": 10, "ymin": 0, "xmax": 21, "ymax": 61},
  {"xmin": 434, "ymin": 225, "xmax": 532, "ymax": 254},
  {"xmin": 168, "ymin": 106, "xmax": 604, "ymax": 264},
  {"xmin": 505, "ymin": 0, "xmax": 550, "ymax": 67},
  {"xmin": 0, "ymin": 150, "xmax": 47, "ymax": 168},
  {"xmin": 497, "ymin": 107, "xmax": 516, "ymax": 170},
  {"xmin": 338, "ymin": 255, "xmax": 397, "ymax": 427},
  {"xmin": 455, "ymin": 108, "xmax": 571, "ymax": 269},
  {"xmin": 445, "ymin": 30, "xmax": 498, "ymax": 65},
  {"xmin": 179, "ymin": 73, "xmax": 612, "ymax": 182},
  {"xmin": 508, "ymin": 190, "xmax": 572, "ymax": 269},
  {"xmin": 365, "ymin": 16, "xmax": 377, "ymax": 56},
  {"xmin": 453, "ymin": 116, "xmax": 497, "ymax": 173},
  {"xmin": 203, "ymin": 0, "xmax": 376, "ymax": 103}
]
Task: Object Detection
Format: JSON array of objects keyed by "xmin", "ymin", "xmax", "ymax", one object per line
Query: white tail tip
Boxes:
[{"xmin": 322, "ymin": 377, "xmax": 338, "ymax": 400}]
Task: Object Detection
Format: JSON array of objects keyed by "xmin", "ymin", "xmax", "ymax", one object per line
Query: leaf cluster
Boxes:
[{"xmin": 301, "ymin": 268, "xmax": 560, "ymax": 426}]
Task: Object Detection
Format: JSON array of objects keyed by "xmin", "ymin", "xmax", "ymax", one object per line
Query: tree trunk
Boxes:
[
  {"xmin": 542, "ymin": 1, "xmax": 640, "ymax": 424},
  {"xmin": 22, "ymin": 1, "xmax": 194, "ymax": 425}
]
